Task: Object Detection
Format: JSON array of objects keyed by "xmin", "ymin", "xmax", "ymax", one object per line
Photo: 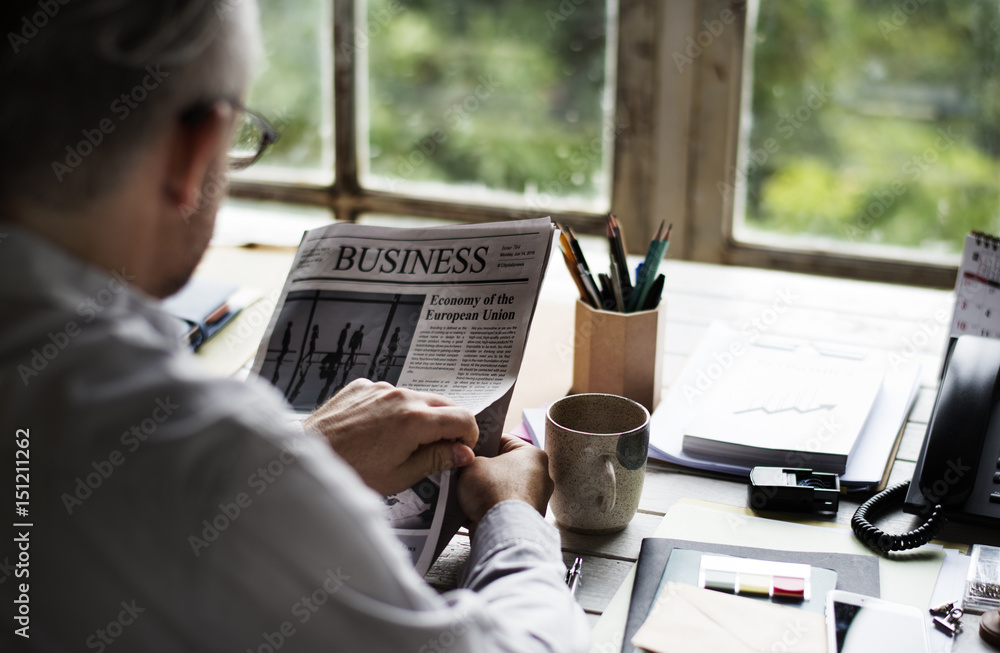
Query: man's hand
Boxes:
[
  {"xmin": 458, "ymin": 434, "xmax": 553, "ymax": 530},
  {"xmin": 304, "ymin": 379, "xmax": 479, "ymax": 496}
]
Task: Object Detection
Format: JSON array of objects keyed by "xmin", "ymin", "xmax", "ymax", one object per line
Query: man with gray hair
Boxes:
[{"xmin": 0, "ymin": 1, "xmax": 589, "ymax": 651}]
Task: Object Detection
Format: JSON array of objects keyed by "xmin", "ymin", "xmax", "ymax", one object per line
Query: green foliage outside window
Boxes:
[
  {"xmin": 245, "ymin": 0, "xmax": 611, "ymax": 206},
  {"xmin": 246, "ymin": 0, "xmax": 328, "ymax": 170},
  {"xmin": 365, "ymin": 0, "xmax": 611, "ymax": 204},
  {"xmin": 744, "ymin": 0, "xmax": 1000, "ymax": 253}
]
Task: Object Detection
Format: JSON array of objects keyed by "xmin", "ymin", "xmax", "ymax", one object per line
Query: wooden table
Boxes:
[{"xmin": 196, "ymin": 241, "xmax": 1000, "ymax": 652}]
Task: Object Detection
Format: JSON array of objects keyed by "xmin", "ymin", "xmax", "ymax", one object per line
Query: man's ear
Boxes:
[{"xmin": 164, "ymin": 103, "xmax": 233, "ymax": 213}]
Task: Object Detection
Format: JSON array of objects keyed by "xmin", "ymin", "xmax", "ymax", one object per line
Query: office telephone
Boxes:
[
  {"xmin": 904, "ymin": 334, "xmax": 1000, "ymax": 524},
  {"xmin": 852, "ymin": 334, "xmax": 1000, "ymax": 553}
]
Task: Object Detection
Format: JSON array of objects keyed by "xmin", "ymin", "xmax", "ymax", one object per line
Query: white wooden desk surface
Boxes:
[{"xmin": 195, "ymin": 242, "xmax": 1000, "ymax": 652}]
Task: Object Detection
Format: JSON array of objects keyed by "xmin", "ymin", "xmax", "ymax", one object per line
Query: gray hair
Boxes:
[{"xmin": 0, "ymin": 0, "xmax": 260, "ymax": 208}]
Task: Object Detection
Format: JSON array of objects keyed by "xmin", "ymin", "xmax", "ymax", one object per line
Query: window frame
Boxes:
[{"xmin": 227, "ymin": 0, "xmax": 959, "ymax": 289}]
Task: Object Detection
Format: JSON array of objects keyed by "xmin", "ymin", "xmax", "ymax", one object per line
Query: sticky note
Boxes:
[
  {"xmin": 772, "ymin": 575, "xmax": 806, "ymax": 598},
  {"xmin": 702, "ymin": 569, "xmax": 737, "ymax": 593},
  {"xmin": 739, "ymin": 572, "xmax": 772, "ymax": 596}
]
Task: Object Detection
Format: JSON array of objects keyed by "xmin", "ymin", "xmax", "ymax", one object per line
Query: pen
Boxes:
[
  {"xmin": 597, "ymin": 273, "xmax": 618, "ymax": 311},
  {"xmin": 566, "ymin": 557, "xmax": 582, "ymax": 597},
  {"xmin": 563, "ymin": 225, "xmax": 602, "ymax": 308},
  {"xmin": 558, "ymin": 229, "xmax": 577, "ymax": 267},
  {"xmin": 578, "ymin": 264, "xmax": 602, "ymax": 308},
  {"xmin": 629, "ymin": 222, "xmax": 671, "ymax": 312},
  {"xmin": 606, "ymin": 214, "xmax": 632, "ymax": 302},
  {"xmin": 559, "ymin": 244, "xmax": 590, "ymax": 305},
  {"xmin": 627, "ymin": 221, "xmax": 662, "ymax": 312},
  {"xmin": 608, "ymin": 263, "xmax": 626, "ymax": 312},
  {"xmin": 558, "ymin": 226, "xmax": 599, "ymax": 308},
  {"xmin": 641, "ymin": 273, "xmax": 665, "ymax": 311}
]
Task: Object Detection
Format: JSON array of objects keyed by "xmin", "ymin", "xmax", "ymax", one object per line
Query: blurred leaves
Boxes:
[
  {"xmin": 245, "ymin": 0, "xmax": 610, "ymax": 202},
  {"xmin": 747, "ymin": 0, "xmax": 1000, "ymax": 252},
  {"xmin": 246, "ymin": 0, "xmax": 328, "ymax": 169},
  {"xmin": 365, "ymin": 0, "xmax": 610, "ymax": 199}
]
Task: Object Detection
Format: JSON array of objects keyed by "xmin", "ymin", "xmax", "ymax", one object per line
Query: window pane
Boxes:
[
  {"xmin": 736, "ymin": 1, "xmax": 1000, "ymax": 260},
  {"xmin": 362, "ymin": 0, "xmax": 614, "ymax": 213},
  {"xmin": 240, "ymin": 0, "xmax": 333, "ymax": 182}
]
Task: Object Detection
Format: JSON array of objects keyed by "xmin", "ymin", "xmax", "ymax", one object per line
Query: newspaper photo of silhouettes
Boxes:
[{"xmin": 257, "ymin": 290, "xmax": 424, "ymax": 412}]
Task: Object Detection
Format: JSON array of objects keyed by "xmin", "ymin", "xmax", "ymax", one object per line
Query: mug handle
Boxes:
[{"xmin": 600, "ymin": 456, "xmax": 617, "ymax": 513}]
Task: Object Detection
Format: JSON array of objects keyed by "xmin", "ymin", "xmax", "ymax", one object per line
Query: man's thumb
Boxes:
[{"xmin": 403, "ymin": 442, "xmax": 475, "ymax": 481}]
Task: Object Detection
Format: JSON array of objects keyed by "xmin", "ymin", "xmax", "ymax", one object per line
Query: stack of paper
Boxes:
[
  {"xmin": 649, "ymin": 322, "xmax": 922, "ymax": 490},
  {"xmin": 680, "ymin": 331, "xmax": 885, "ymax": 474}
]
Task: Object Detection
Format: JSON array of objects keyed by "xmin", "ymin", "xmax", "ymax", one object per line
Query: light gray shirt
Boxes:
[{"xmin": 0, "ymin": 224, "xmax": 590, "ymax": 652}]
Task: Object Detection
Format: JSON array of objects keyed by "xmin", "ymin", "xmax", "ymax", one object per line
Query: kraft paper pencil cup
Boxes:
[{"xmin": 570, "ymin": 299, "xmax": 665, "ymax": 413}]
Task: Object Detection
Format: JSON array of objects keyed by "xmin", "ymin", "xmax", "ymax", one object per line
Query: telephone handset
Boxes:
[
  {"xmin": 904, "ymin": 334, "xmax": 1000, "ymax": 518},
  {"xmin": 852, "ymin": 334, "xmax": 1000, "ymax": 553}
]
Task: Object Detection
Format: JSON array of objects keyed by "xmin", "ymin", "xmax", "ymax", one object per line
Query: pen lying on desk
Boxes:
[{"xmin": 566, "ymin": 557, "xmax": 582, "ymax": 597}]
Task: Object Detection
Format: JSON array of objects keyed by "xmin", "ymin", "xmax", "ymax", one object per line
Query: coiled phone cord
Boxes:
[{"xmin": 851, "ymin": 480, "xmax": 949, "ymax": 554}]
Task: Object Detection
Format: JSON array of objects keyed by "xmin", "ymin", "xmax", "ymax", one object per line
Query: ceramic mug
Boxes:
[{"xmin": 545, "ymin": 393, "xmax": 650, "ymax": 534}]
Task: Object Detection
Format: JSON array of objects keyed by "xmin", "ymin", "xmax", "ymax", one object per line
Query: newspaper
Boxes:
[{"xmin": 250, "ymin": 217, "xmax": 554, "ymax": 573}]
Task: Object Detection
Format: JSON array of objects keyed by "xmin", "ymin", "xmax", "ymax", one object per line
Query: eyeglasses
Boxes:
[
  {"xmin": 227, "ymin": 105, "xmax": 279, "ymax": 170},
  {"xmin": 180, "ymin": 100, "xmax": 280, "ymax": 170}
]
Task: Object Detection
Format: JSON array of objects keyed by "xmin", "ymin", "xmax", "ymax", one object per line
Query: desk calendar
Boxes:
[{"xmin": 951, "ymin": 232, "xmax": 1000, "ymax": 339}]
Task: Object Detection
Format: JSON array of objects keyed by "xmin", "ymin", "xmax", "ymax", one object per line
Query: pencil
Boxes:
[
  {"xmin": 559, "ymin": 228, "xmax": 577, "ymax": 268},
  {"xmin": 559, "ymin": 244, "xmax": 591, "ymax": 306}
]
